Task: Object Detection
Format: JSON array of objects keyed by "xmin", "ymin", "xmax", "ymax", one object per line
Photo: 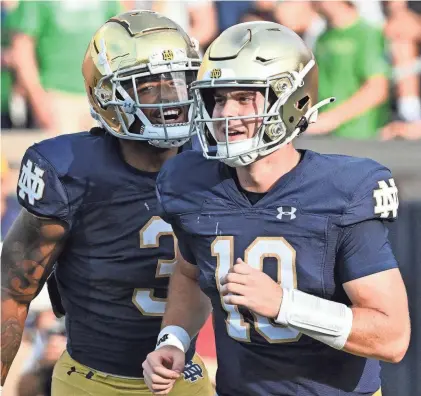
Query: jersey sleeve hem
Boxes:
[{"xmin": 341, "ymin": 261, "xmax": 398, "ymax": 284}]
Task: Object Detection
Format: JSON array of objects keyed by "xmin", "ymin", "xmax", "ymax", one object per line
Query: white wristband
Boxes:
[
  {"xmin": 276, "ymin": 288, "xmax": 353, "ymax": 350},
  {"xmin": 276, "ymin": 286, "xmax": 291, "ymax": 326},
  {"xmin": 155, "ymin": 326, "xmax": 191, "ymax": 353}
]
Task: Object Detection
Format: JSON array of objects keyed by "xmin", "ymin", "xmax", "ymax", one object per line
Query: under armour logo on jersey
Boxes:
[
  {"xmin": 183, "ymin": 361, "xmax": 203, "ymax": 383},
  {"xmin": 18, "ymin": 159, "xmax": 45, "ymax": 205},
  {"xmin": 276, "ymin": 206, "xmax": 297, "ymax": 220},
  {"xmin": 373, "ymin": 178, "xmax": 399, "ymax": 219}
]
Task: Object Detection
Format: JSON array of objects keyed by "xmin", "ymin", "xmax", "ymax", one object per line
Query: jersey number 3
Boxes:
[
  {"xmin": 132, "ymin": 216, "xmax": 176, "ymax": 316},
  {"xmin": 212, "ymin": 236, "xmax": 301, "ymax": 344}
]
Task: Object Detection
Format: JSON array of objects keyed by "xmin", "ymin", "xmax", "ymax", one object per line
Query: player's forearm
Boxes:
[
  {"xmin": 1, "ymin": 296, "xmax": 28, "ymax": 385},
  {"xmin": 275, "ymin": 286, "xmax": 409, "ymax": 363},
  {"xmin": 343, "ymin": 306, "xmax": 410, "ymax": 363},
  {"xmin": 330, "ymin": 76, "xmax": 389, "ymax": 125},
  {"xmin": 162, "ymin": 261, "xmax": 212, "ymax": 338},
  {"xmin": 1, "ymin": 211, "xmax": 67, "ymax": 304}
]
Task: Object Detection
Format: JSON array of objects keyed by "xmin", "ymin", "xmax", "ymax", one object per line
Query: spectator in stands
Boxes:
[
  {"xmin": 215, "ymin": 0, "xmax": 253, "ymax": 36},
  {"xmin": 1, "ymin": 2, "xmax": 14, "ymax": 129},
  {"xmin": 381, "ymin": 5, "xmax": 421, "ymax": 141},
  {"xmin": 124, "ymin": 1, "xmax": 217, "ymax": 52},
  {"xmin": 9, "ymin": 0, "xmax": 121, "ymax": 135},
  {"xmin": 383, "ymin": 1, "xmax": 421, "ymax": 122},
  {"xmin": 21, "ymin": 289, "xmax": 61, "ymax": 372},
  {"xmin": 17, "ymin": 364, "xmax": 54, "ymax": 396},
  {"xmin": 381, "ymin": 120, "xmax": 421, "ymax": 140},
  {"xmin": 18, "ymin": 322, "xmax": 66, "ymax": 396},
  {"xmin": 239, "ymin": 1, "xmax": 324, "ymax": 48},
  {"xmin": 240, "ymin": 3, "xmax": 277, "ymax": 24},
  {"xmin": 386, "ymin": 1, "xmax": 421, "ymax": 41},
  {"xmin": 1, "ymin": 156, "xmax": 20, "ymax": 241},
  {"xmin": 273, "ymin": 1, "xmax": 326, "ymax": 49},
  {"xmin": 16, "ymin": 369, "xmax": 43, "ymax": 396},
  {"xmin": 1, "ymin": 0, "xmax": 31, "ymax": 130},
  {"xmin": 151, "ymin": 0, "xmax": 217, "ymax": 52},
  {"xmin": 307, "ymin": 1, "xmax": 390, "ymax": 139}
]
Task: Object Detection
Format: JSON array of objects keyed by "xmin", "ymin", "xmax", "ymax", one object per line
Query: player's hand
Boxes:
[
  {"xmin": 221, "ymin": 258, "xmax": 283, "ymax": 318},
  {"xmin": 142, "ymin": 346, "xmax": 185, "ymax": 394}
]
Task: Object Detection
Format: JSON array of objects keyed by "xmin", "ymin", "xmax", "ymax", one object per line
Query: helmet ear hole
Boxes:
[
  {"xmin": 88, "ymin": 86, "xmax": 103, "ymax": 111},
  {"xmin": 200, "ymin": 88, "xmax": 216, "ymax": 117},
  {"xmin": 197, "ymin": 88, "xmax": 217, "ymax": 146},
  {"xmin": 127, "ymin": 114, "xmax": 146, "ymax": 135},
  {"xmin": 268, "ymin": 87, "xmax": 278, "ymax": 108},
  {"xmin": 296, "ymin": 95, "xmax": 310, "ymax": 110},
  {"xmin": 205, "ymin": 129, "xmax": 217, "ymax": 146}
]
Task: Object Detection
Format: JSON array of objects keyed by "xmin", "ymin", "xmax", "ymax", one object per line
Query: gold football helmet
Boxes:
[
  {"xmin": 82, "ymin": 10, "xmax": 201, "ymax": 148},
  {"xmin": 191, "ymin": 21, "xmax": 334, "ymax": 166}
]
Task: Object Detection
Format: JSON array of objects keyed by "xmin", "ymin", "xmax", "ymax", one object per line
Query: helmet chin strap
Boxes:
[
  {"xmin": 217, "ymin": 138, "xmax": 259, "ymax": 167},
  {"xmin": 306, "ymin": 97, "xmax": 336, "ymax": 124}
]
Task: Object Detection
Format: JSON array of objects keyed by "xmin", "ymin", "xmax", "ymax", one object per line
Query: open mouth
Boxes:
[
  {"xmin": 218, "ymin": 130, "xmax": 247, "ymax": 142},
  {"xmin": 228, "ymin": 131, "xmax": 244, "ymax": 137},
  {"xmin": 151, "ymin": 107, "xmax": 185, "ymax": 124}
]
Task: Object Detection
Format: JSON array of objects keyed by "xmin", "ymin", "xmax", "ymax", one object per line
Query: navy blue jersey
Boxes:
[
  {"xmin": 156, "ymin": 149, "xmax": 399, "ymax": 396},
  {"xmin": 16, "ymin": 132, "xmax": 195, "ymax": 377}
]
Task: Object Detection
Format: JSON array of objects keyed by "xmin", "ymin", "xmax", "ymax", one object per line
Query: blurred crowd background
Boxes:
[{"xmin": 1, "ymin": 1, "xmax": 421, "ymax": 395}]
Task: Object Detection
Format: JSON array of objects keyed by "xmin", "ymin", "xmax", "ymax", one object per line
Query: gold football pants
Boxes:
[{"xmin": 52, "ymin": 350, "xmax": 214, "ymax": 396}]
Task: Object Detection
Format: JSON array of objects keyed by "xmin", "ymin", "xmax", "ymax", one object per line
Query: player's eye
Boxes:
[
  {"xmin": 214, "ymin": 96, "xmax": 226, "ymax": 105},
  {"xmin": 238, "ymin": 95, "xmax": 253, "ymax": 104},
  {"xmin": 138, "ymin": 85, "xmax": 156, "ymax": 95}
]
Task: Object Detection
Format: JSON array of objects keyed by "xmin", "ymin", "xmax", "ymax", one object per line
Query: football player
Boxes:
[
  {"xmin": 1, "ymin": 11, "xmax": 213, "ymax": 396},
  {"xmin": 143, "ymin": 22, "xmax": 410, "ymax": 395}
]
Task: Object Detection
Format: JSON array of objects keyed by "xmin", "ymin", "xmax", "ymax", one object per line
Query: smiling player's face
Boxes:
[
  {"xmin": 212, "ymin": 88, "xmax": 266, "ymax": 143},
  {"xmin": 126, "ymin": 72, "xmax": 190, "ymax": 125}
]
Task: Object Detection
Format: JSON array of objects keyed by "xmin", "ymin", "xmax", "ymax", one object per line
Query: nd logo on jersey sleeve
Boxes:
[
  {"xmin": 18, "ymin": 159, "xmax": 46, "ymax": 205},
  {"xmin": 373, "ymin": 178, "xmax": 398, "ymax": 219},
  {"xmin": 16, "ymin": 147, "xmax": 72, "ymax": 222}
]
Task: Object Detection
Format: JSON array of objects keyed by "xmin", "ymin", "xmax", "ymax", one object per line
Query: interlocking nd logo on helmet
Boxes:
[
  {"xmin": 162, "ymin": 49, "xmax": 174, "ymax": 61},
  {"xmin": 210, "ymin": 68, "xmax": 222, "ymax": 78}
]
